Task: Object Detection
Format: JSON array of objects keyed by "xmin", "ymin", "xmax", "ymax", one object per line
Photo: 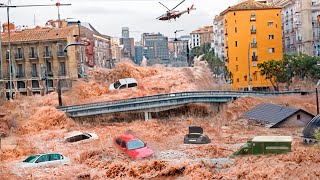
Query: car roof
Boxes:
[
  {"xmin": 120, "ymin": 78, "xmax": 137, "ymax": 84},
  {"xmin": 118, "ymin": 134, "xmax": 139, "ymax": 142},
  {"xmin": 31, "ymin": 153, "xmax": 63, "ymax": 156}
]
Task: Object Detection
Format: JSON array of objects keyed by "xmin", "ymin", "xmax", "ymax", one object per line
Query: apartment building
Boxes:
[
  {"xmin": 0, "ymin": 21, "xmax": 112, "ymax": 98},
  {"xmin": 213, "ymin": 15, "xmax": 225, "ymax": 61},
  {"xmin": 190, "ymin": 26, "xmax": 214, "ymax": 49},
  {"xmin": 221, "ymin": 0, "xmax": 283, "ymax": 90},
  {"xmin": 276, "ymin": 0, "xmax": 320, "ymax": 56}
]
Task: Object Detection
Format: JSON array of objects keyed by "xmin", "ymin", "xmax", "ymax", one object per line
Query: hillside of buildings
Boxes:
[{"xmin": 0, "ymin": 60, "xmax": 319, "ymax": 179}]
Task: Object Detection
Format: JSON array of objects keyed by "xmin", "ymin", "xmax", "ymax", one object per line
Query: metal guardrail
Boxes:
[{"xmin": 57, "ymin": 91, "xmax": 311, "ymax": 118}]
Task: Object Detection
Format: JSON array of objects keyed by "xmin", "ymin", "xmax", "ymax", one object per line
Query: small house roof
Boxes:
[
  {"xmin": 242, "ymin": 103, "xmax": 314, "ymax": 127},
  {"xmin": 252, "ymin": 136, "xmax": 292, "ymax": 142}
]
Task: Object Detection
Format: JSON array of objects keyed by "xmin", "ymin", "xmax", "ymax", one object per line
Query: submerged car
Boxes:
[
  {"xmin": 114, "ymin": 134, "xmax": 154, "ymax": 159},
  {"xmin": 64, "ymin": 131, "xmax": 98, "ymax": 143},
  {"xmin": 184, "ymin": 126, "xmax": 211, "ymax": 144},
  {"xmin": 109, "ymin": 78, "xmax": 138, "ymax": 91},
  {"xmin": 19, "ymin": 153, "xmax": 70, "ymax": 168}
]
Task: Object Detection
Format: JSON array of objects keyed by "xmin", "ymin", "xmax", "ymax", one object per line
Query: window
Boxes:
[
  {"xmin": 236, "ymin": 65, "xmax": 238, "ymax": 71},
  {"xmin": 17, "ymin": 64, "xmax": 23, "ymax": 77},
  {"xmin": 57, "ymin": 44, "xmax": 64, "ymax": 56},
  {"xmin": 30, "ymin": 47, "xmax": 37, "ymax": 58},
  {"xmin": 50, "ymin": 154, "xmax": 62, "ymax": 161},
  {"xmin": 236, "ymin": 57, "xmax": 238, "ymax": 61},
  {"xmin": 235, "ymin": 27, "xmax": 237, "ymax": 33},
  {"xmin": 31, "ymin": 63, "xmax": 37, "ymax": 77},
  {"xmin": 127, "ymin": 140, "xmax": 145, "ymax": 150},
  {"xmin": 116, "ymin": 138, "xmax": 122, "ymax": 145},
  {"xmin": 35, "ymin": 155, "xmax": 49, "ymax": 163},
  {"xmin": 59, "ymin": 62, "xmax": 66, "ymax": 76},
  {"xmin": 269, "ymin": 35, "xmax": 274, "ymax": 39},
  {"xmin": 235, "ymin": 41, "xmax": 238, "ymax": 47},
  {"xmin": 297, "ymin": 114, "xmax": 301, "ymax": 120},
  {"xmin": 244, "ymin": 76, "xmax": 247, "ymax": 81},
  {"xmin": 128, "ymin": 83, "xmax": 137, "ymax": 88},
  {"xmin": 268, "ymin": 48, "xmax": 275, "ymax": 53},
  {"xmin": 237, "ymin": 78, "xmax": 239, "ymax": 83},
  {"xmin": 268, "ymin": 22, "xmax": 274, "ymax": 26},
  {"xmin": 47, "ymin": 62, "xmax": 52, "ymax": 74},
  {"xmin": 120, "ymin": 141, "xmax": 126, "ymax": 148}
]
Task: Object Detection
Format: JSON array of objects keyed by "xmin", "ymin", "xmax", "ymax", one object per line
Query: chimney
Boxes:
[{"xmin": 2, "ymin": 23, "xmax": 15, "ymax": 33}]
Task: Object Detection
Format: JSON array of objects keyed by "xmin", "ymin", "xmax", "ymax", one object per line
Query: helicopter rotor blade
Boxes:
[
  {"xmin": 158, "ymin": 2, "xmax": 170, "ymax": 11},
  {"xmin": 171, "ymin": 0, "xmax": 185, "ymax": 11}
]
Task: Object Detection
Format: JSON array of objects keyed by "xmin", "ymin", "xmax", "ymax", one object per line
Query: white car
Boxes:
[
  {"xmin": 109, "ymin": 78, "xmax": 138, "ymax": 90},
  {"xmin": 19, "ymin": 153, "xmax": 70, "ymax": 168}
]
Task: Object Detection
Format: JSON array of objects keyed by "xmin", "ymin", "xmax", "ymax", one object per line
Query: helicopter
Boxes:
[{"xmin": 156, "ymin": 0, "xmax": 196, "ymax": 21}]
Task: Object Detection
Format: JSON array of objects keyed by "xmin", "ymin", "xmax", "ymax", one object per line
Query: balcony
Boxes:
[
  {"xmin": 29, "ymin": 53, "xmax": 38, "ymax": 60},
  {"xmin": 57, "ymin": 51, "xmax": 66, "ymax": 57},
  {"xmin": 14, "ymin": 53, "xmax": 24, "ymax": 60},
  {"xmin": 31, "ymin": 72, "xmax": 38, "ymax": 77},
  {"xmin": 251, "ymin": 43, "xmax": 257, "ymax": 48},
  {"xmin": 58, "ymin": 71, "xmax": 66, "ymax": 76},
  {"xmin": 251, "ymin": 29, "xmax": 256, "ymax": 34},
  {"xmin": 220, "ymin": 42, "xmax": 224, "ymax": 46},
  {"xmin": 250, "ymin": 16, "xmax": 256, "ymax": 21},
  {"xmin": 43, "ymin": 51, "xmax": 52, "ymax": 58},
  {"xmin": 16, "ymin": 72, "xmax": 25, "ymax": 78},
  {"xmin": 225, "ymin": 32, "xmax": 228, "ymax": 35},
  {"xmin": 252, "ymin": 56, "xmax": 258, "ymax": 61}
]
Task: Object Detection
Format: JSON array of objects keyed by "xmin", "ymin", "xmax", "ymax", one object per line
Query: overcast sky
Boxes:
[{"xmin": 0, "ymin": 0, "xmax": 238, "ymax": 41}]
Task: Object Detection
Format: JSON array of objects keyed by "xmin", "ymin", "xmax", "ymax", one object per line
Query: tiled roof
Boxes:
[
  {"xmin": 1, "ymin": 26, "xmax": 75, "ymax": 43},
  {"xmin": 241, "ymin": 103, "xmax": 313, "ymax": 128},
  {"xmin": 221, "ymin": 0, "xmax": 282, "ymax": 15}
]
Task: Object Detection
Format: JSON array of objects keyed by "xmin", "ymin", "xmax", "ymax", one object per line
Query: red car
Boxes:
[{"xmin": 114, "ymin": 134, "xmax": 154, "ymax": 159}]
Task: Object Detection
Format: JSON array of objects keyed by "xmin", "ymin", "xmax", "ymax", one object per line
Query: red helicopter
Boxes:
[{"xmin": 156, "ymin": 0, "xmax": 196, "ymax": 21}]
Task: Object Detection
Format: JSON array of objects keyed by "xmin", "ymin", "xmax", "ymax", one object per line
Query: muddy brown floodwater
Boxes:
[{"xmin": 0, "ymin": 60, "xmax": 319, "ymax": 179}]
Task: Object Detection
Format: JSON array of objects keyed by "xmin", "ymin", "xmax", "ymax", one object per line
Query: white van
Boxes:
[{"xmin": 109, "ymin": 78, "xmax": 138, "ymax": 90}]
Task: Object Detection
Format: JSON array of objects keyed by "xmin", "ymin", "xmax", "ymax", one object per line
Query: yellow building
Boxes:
[{"xmin": 221, "ymin": 1, "xmax": 283, "ymax": 91}]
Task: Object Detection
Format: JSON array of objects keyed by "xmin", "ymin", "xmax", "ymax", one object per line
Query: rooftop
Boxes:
[
  {"xmin": 241, "ymin": 103, "xmax": 314, "ymax": 128},
  {"xmin": 221, "ymin": 0, "xmax": 282, "ymax": 15},
  {"xmin": 1, "ymin": 26, "xmax": 75, "ymax": 43}
]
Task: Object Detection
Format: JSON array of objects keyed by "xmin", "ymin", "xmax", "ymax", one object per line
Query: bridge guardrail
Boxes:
[{"xmin": 58, "ymin": 90, "xmax": 311, "ymax": 112}]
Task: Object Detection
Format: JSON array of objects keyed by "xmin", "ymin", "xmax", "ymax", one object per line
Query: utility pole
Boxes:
[
  {"xmin": 248, "ymin": 42, "xmax": 252, "ymax": 91},
  {"xmin": 316, "ymin": 88, "xmax": 319, "ymax": 114},
  {"xmin": 77, "ymin": 20, "xmax": 84, "ymax": 79}
]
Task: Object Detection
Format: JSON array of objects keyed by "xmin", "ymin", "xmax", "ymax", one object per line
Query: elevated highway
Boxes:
[{"xmin": 57, "ymin": 91, "xmax": 310, "ymax": 120}]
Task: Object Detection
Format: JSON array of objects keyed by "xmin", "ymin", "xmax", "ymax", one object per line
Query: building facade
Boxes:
[
  {"xmin": 0, "ymin": 21, "xmax": 112, "ymax": 98},
  {"xmin": 142, "ymin": 33, "xmax": 169, "ymax": 64},
  {"xmin": 134, "ymin": 44, "xmax": 143, "ymax": 65},
  {"xmin": 111, "ymin": 37, "xmax": 121, "ymax": 61},
  {"xmin": 120, "ymin": 27, "xmax": 135, "ymax": 60},
  {"xmin": 276, "ymin": 0, "xmax": 320, "ymax": 56},
  {"xmin": 221, "ymin": 0, "xmax": 283, "ymax": 90},
  {"xmin": 190, "ymin": 26, "xmax": 214, "ymax": 49},
  {"xmin": 213, "ymin": 15, "xmax": 225, "ymax": 61}
]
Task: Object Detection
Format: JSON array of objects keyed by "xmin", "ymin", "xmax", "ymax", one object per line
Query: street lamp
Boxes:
[
  {"xmin": 0, "ymin": 2, "xmax": 71, "ymax": 100},
  {"xmin": 64, "ymin": 42, "xmax": 90, "ymax": 78}
]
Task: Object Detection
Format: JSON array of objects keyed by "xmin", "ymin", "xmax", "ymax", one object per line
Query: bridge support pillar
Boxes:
[{"xmin": 144, "ymin": 112, "xmax": 152, "ymax": 121}]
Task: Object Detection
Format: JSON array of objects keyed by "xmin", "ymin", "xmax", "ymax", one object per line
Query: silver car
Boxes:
[{"xmin": 19, "ymin": 153, "xmax": 70, "ymax": 168}]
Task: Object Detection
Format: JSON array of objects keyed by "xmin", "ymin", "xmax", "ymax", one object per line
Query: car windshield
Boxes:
[
  {"xmin": 127, "ymin": 139, "xmax": 145, "ymax": 150},
  {"xmin": 23, "ymin": 155, "xmax": 40, "ymax": 163},
  {"xmin": 113, "ymin": 80, "xmax": 121, "ymax": 89}
]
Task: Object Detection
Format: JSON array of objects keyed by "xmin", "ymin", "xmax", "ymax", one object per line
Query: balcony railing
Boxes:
[
  {"xmin": 250, "ymin": 16, "xmax": 256, "ymax": 21},
  {"xmin": 57, "ymin": 51, "xmax": 65, "ymax": 57},
  {"xmin": 59, "ymin": 71, "xmax": 66, "ymax": 76},
  {"xmin": 251, "ymin": 43, "xmax": 257, "ymax": 48},
  {"xmin": 252, "ymin": 56, "xmax": 258, "ymax": 61},
  {"xmin": 251, "ymin": 29, "xmax": 256, "ymax": 34},
  {"xmin": 16, "ymin": 72, "xmax": 25, "ymax": 78},
  {"xmin": 29, "ymin": 53, "xmax": 38, "ymax": 59},
  {"xmin": 31, "ymin": 72, "xmax": 38, "ymax": 77},
  {"xmin": 43, "ymin": 51, "xmax": 52, "ymax": 58},
  {"xmin": 15, "ymin": 53, "xmax": 24, "ymax": 60}
]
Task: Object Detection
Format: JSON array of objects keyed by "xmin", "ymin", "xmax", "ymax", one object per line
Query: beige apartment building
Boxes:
[
  {"xmin": 190, "ymin": 26, "xmax": 214, "ymax": 49},
  {"xmin": 0, "ymin": 21, "xmax": 112, "ymax": 98}
]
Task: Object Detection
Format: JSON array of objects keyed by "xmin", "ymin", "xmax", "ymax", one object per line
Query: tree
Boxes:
[{"xmin": 258, "ymin": 60, "xmax": 288, "ymax": 91}]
